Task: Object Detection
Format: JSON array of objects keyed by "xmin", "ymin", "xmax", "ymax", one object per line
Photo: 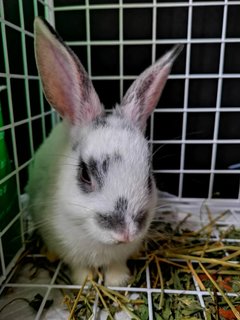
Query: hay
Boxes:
[{"xmin": 65, "ymin": 209, "xmax": 240, "ymax": 320}]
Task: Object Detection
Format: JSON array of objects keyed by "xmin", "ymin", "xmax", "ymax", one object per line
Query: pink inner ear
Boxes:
[
  {"xmin": 122, "ymin": 63, "xmax": 171, "ymax": 131},
  {"xmin": 36, "ymin": 34, "xmax": 82, "ymax": 123},
  {"xmin": 143, "ymin": 64, "xmax": 171, "ymax": 116}
]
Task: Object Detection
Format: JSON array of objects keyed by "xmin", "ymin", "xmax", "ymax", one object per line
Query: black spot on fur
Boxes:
[
  {"xmin": 78, "ymin": 154, "xmax": 121, "ymax": 193},
  {"xmin": 88, "ymin": 154, "xmax": 120, "ymax": 186},
  {"xmin": 77, "ymin": 160, "xmax": 93, "ymax": 193},
  {"xmin": 93, "ymin": 116, "xmax": 108, "ymax": 128},
  {"xmin": 96, "ymin": 212, "xmax": 125, "ymax": 230},
  {"xmin": 88, "ymin": 157, "xmax": 104, "ymax": 188},
  {"xmin": 96, "ymin": 197, "xmax": 128, "ymax": 230},
  {"xmin": 102, "ymin": 155, "xmax": 110, "ymax": 174},
  {"xmin": 115, "ymin": 197, "xmax": 128, "ymax": 213}
]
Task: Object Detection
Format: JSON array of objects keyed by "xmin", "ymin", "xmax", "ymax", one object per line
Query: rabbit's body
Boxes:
[
  {"xmin": 29, "ymin": 17, "xmax": 182, "ymax": 286},
  {"xmin": 28, "ymin": 117, "xmax": 156, "ymax": 283}
]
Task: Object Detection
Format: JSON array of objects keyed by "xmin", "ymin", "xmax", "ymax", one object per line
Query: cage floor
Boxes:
[{"xmin": 1, "ymin": 198, "xmax": 240, "ymax": 320}]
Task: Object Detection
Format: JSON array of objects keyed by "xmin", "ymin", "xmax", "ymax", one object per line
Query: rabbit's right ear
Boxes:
[{"xmin": 34, "ymin": 17, "xmax": 103, "ymax": 125}]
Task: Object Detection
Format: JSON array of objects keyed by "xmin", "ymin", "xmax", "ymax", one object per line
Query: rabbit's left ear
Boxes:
[{"xmin": 118, "ymin": 45, "xmax": 183, "ymax": 132}]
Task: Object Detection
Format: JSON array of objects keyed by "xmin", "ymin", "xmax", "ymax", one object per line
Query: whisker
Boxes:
[{"xmin": 151, "ymin": 130, "xmax": 204, "ymax": 158}]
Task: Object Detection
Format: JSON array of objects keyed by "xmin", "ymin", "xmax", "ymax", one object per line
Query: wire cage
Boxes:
[{"xmin": 1, "ymin": 0, "xmax": 240, "ymax": 319}]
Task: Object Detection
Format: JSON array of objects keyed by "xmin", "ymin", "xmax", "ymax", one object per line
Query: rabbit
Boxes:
[{"xmin": 27, "ymin": 16, "xmax": 183, "ymax": 286}]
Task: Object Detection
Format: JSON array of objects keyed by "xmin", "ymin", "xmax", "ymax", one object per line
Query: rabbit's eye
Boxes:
[{"xmin": 80, "ymin": 161, "xmax": 91, "ymax": 184}]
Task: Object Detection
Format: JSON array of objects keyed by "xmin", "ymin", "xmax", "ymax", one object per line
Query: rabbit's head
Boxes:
[{"xmin": 34, "ymin": 17, "xmax": 182, "ymax": 246}]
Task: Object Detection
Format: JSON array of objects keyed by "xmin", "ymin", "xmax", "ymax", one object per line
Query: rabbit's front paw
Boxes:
[
  {"xmin": 105, "ymin": 263, "xmax": 130, "ymax": 286},
  {"xmin": 71, "ymin": 266, "xmax": 92, "ymax": 285}
]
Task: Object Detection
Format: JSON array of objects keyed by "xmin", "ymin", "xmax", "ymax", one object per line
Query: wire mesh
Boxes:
[
  {"xmin": 0, "ymin": 205, "xmax": 240, "ymax": 320},
  {"xmin": 0, "ymin": 0, "xmax": 240, "ymax": 318}
]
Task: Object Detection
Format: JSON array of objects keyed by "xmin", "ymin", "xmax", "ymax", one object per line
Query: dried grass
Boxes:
[{"xmin": 65, "ymin": 209, "xmax": 240, "ymax": 320}]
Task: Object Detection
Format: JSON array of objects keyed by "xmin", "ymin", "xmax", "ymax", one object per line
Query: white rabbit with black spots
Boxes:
[{"xmin": 28, "ymin": 17, "xmax": 182, "ymax": 286}]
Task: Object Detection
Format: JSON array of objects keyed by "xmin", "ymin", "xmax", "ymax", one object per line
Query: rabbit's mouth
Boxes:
[{"xmin": 112, "ymin": 229, "xmax": 138, "ymax": 244}]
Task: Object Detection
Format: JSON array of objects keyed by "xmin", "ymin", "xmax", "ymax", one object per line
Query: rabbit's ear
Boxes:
[
  {"xmin": 34, "ymin": 17, "xmax": 103, "ymax": 125},
  {"xmin": 119, "ymin": 45, "xmax": 183, "ymax": 131}
]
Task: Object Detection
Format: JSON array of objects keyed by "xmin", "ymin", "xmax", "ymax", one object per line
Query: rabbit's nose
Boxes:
[{"xmin": 114, "ymin": 232, "xmax": 131, "ymax": 244}]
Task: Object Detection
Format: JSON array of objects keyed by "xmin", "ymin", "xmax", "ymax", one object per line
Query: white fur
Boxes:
[
  {"xmin": 27, "ymin": 118, "xmax": 157, "ymax": 285},
  {"xmin": 29, "ymin": 17, "xmax": 181, "ymax": 285}
]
